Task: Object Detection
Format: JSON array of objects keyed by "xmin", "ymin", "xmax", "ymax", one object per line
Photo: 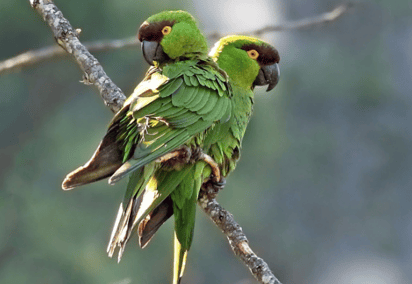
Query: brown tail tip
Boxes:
[
  {"xmin": 61, "ymin": 165, "xmax": 95, "ymax": 190},
  {"xmin": 62, "ymin": 180, "xmax": 73, "ymax": 191},
  {"xmin": 61, "ymin": 171, "xmax": 79, "ymax": 190},
  {"xmin": 61, "ymin": 159, "xmax": 122, "ymax": 190}
]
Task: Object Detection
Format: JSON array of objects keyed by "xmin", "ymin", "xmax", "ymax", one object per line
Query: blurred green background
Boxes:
[{"xmin": 1, "ymin": 0, "xmax": 411, "ymax": 283}]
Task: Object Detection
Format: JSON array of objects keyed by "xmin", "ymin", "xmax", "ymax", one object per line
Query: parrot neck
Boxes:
[{"xmin": 230, "ymin": 84, "xmax": 254, "ymax": 138}]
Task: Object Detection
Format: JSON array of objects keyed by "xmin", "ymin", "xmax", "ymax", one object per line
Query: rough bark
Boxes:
[
  {"xmin": 199, "ymin": 186, "xmax": 282, "ymax": 284},
  {"xmin": 30, "ymin": 0, "xmax": 126, "ymax": 113}
]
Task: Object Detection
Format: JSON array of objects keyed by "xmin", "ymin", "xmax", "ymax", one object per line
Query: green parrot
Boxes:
[
  {"xmin": 112, "ymin": 35, "xmax": 281, "ymax": 283},
  {"xmin": 62, "ymin": 10, "xmax": 231, "ymax": 283},
  {"xmin": 202, "ymin": 35, "xmax": 280, "ymax": 178}
]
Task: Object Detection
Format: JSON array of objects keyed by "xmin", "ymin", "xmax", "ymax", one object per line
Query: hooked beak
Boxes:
[
  {"xmin": 253, "ymin": 63, "xmax": 280, "ymax": 92},
  {"xmin": 141, "ymin": 41, "xmax": 170, "ymax": 66}
]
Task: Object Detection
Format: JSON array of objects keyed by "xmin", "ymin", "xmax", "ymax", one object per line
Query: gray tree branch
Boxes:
[
  {"xmin": 1, "ymin": 2, "xmax": 354, "ymax": 76},
  {"xmin": 29, "ymin": 0, "xmax": 126, "ymax": 113},
  {"xmin": 199, "ymin": 186, "xmax": 282, "ymax": 284}
]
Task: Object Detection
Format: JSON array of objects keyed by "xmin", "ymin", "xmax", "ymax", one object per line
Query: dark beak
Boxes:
[
  {"xmin": 141, "ymin": 41, "xmax": 170, "ymax": 66},
  {"xmin": 253, "ymin": 63, "xmax": 280, "ymax": 92}
]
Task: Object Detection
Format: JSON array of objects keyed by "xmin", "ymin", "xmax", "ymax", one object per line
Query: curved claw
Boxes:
[
  {"xmin": 211, "ymin": 176, "xmax": 226, "ymax": 191},
  {"xmin": 201, "ymin": 153, "xmax": 221, "ymax": 182}
]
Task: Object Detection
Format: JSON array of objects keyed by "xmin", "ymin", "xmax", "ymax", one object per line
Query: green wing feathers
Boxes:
[
  {"xmin": 201, "ymin": 85, "xmax": 254, "ymax": 177},
  {"xmin": 109, "ymin": 60, "xmax": 232, "ymax": 183}
]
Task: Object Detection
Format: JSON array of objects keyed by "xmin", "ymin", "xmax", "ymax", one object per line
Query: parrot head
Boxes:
[
  {"xmin": 138, "ymin": 10, "xmax": 208, "ymax": 66},
  {"xmin": 209, "ymin": 35, "xmax": 280, "ymax": 91}
]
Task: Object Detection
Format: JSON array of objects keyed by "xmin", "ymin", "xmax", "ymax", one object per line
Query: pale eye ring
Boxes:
[
  {"xmin": 247, "ymin": 49, "xmax": 259, "ymax": 59},
  {"xmin": 162, "ymin": 26, "xmax": 172, "ymax": 35}
]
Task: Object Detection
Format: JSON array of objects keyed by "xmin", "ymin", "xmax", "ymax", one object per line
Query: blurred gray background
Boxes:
[{"xmin": 1, "ymin": 0, "xmax": 411, "ymax": 283}]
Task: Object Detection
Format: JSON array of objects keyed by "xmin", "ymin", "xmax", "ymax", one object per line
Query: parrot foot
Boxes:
[
  {"xmin": 190, "ymin": 148, "xmax": 225, "ymax": 193},
  {"xmin": 197, "ymin": 151, "xmax": 221, "ymax": 182},
  {"xmin": 191, "ymin": 148, "xmax": 221, "ymax": 181},
  {"xmin": 156, "ymin": 146, "xmax": 192, "ymax": 168},
  {"xmin": 175, "ymin": 145, "xmax": 192, "ymax": 164},
  {"xmin": 156, "ymin": 151, "xmax": 181, "ymax": 163}
]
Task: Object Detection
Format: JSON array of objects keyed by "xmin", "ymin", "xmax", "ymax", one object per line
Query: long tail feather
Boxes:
[
  {"xmin": 171, "ymin": 176, "xmax": 198, "ymax": 284},
  {"xmin": 108, "ymin": 165, "xmax": 194, "ymax": 261},
  {"xmin": 138, "ymin": 197, "xmax": 173, "ymax": 248},
  {"xmin": 107, "ymin": 202, "xmax": 127, "ymax": 255},
  {"xmin": 107, "ymin": 190, "xmax": 143, "ymax": 261},
  {"xmin": 173, "ymin": 232, "xmax": 188, "ymax": 284}
]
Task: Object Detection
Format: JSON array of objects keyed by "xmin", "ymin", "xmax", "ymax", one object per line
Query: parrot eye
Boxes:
[
  {"xmin": 162, "ymin": 26, "xmax": 172, "ymax": 35},
  {"xmin": 247, "ymin": 49, "xmax": 259, "ymax": 60}
]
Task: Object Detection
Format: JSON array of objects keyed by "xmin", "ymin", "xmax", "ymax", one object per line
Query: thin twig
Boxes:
[
  {"xmin": 0, "ymin": 37, "xmax": 137, "ymax": 76},
  {"xmin": 244, "ymin": 3, "xmax": 353, "ymax": 36},
  {"xmin": 2, "ymin": 3, "xmax": 353, "ymax": 76},
  {"xmin": 29, "ymin": 0, "xmax": 126, "ymax": 112},
  {"xmin": 208, "ymin": 3, "xmax": 354, "ymax": 40},
  {"xmin": 0, "ymin": 45, "xmax": 65, "ymax": 75}
]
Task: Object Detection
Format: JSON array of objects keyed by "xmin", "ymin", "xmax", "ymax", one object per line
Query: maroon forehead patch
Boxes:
[
  {"xmin": 137, "ymin": 20, "xmax": 175, "ymax": 42},
  {"xmin": 241, "ymin": 43, "xmax": 280, "ymax": 66}
]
